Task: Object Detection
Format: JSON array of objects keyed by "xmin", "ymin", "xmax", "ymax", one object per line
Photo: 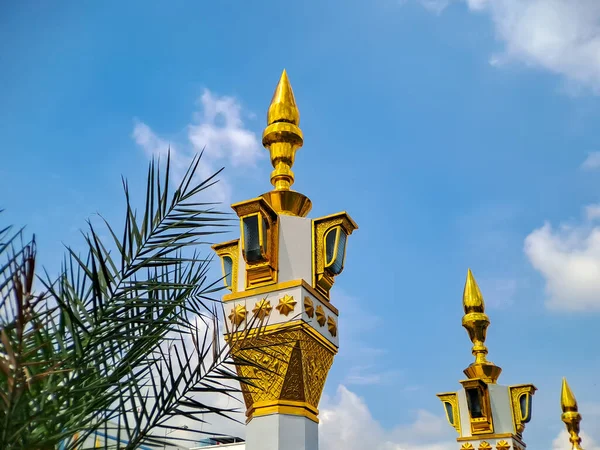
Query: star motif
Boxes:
[
  {"xmin": 276, "ymin": 294, "xmax": 297, "ymax": 316},
  {"xmin": 304, "ymin": 296, "xmax": 314, "ymax": 318},
  {"xmin": 252, "ymin": 298, "xmax": 272, "ymax": 320},
  {"xmin": 479, "ymin": 442, "xmax": 492, "ymax": 450},
  {"xmin": 496, "ymin": 441, "xmax": 511, "ymax": 450},
  {"xmin": 315, "ymin": 305, "xmax": 326, "ymax": 326},
  {"xmin": 228, "ymin": 304, "xmax": 247, "ymax": 327},
  {"xmin": 327, "ymin": 316, "xmax": 337, "ymax": 337}
]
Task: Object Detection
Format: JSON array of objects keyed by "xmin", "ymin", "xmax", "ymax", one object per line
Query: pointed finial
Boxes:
[
  {"xmin": 461, "ymin": 269, "xmax": 502, "ymax": 383},
  {"xmin": 267, "ymin": 69, "xmax": 300, "ymax": 126},
  {"xmin": 262, "ymin": 70, "xmax": 304, "ymax": 192},
  {"xmin": 463, "ymin": 268, "xmax": 485, "ymax": 314},
  {"xmin": 561, "ymin": 378, "xmax": 584, "ymax": 450},
  {"xmin": 561, "ymin": 378, "xmax": 578, "ymax": 412}
]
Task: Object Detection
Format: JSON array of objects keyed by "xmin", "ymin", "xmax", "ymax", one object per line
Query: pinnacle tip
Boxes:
[
  {"xmin": 463, "ymin": 268, "xmax": 485, "ymax": 313},
  {"xmin": 267, "ymin": 69, "xmax": 299, "ymax": 126},
  {"xmin": 561, "ymin": 377, "xmax": 578, "ymax": 411}
]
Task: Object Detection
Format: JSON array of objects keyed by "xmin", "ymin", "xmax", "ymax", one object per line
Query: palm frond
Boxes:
[{"xmin": 0, "ymin": 152, "xmax": 266, "ymax": 449}]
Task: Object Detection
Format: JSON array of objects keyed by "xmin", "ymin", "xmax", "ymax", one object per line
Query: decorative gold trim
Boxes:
[
  {"xmin": 312, "ymin": 212, "xmax": 358, "ymax": 299},
  {"xmin": 509, "ymin": 384, "xmax": 537, "ymax": 436},
  {"xmin": 461, "ymin": 444, "xmax": 474, "ymax": 450},
  {"xmin": 496, "ymin": 440, "xmax": 511, "ymax": 450},
  {"xmin": 276, "ymin": 294, "xmax": 297, "ymax": 316},
  {"xmin": 479, "ymin": 442, "xmax": 492, "ymax": 450},
  {"xmin": 228, "ymin": 304, "xmax": 247, "ymax": 327},
  {"xmin": 248, "ymin": 400, "xmax": 320, "ymax": 423},
  {"xmin": 261, "ymin": 190, "xmax": 312, "ymax": 217},
  {"xmin": 304, "ymin": 296, "xmax": 314, "ymax": 318},
  {"xmin": 211, "ymin": 239, "xmax": 239, "ymax": 293},
  {"xmin": 232, "ymin": 197, "xmax": 279, "ymax": 289},
  {"xmin": 436, "ymin": 392, "xmax": 461, "ymax": 435},
  {"xmin": 225, "ymin": 320, "xmax": 338, "ymax": 354},
  {"xmin": 252, "ymin": 299, "xmax": 272, "ymax": 320},
  {"xmin": 457, "ymin": 434, "xmax": 525, "ymax": 445},
  {"xmin": 315, "ymin": 305, "xmax": 326, "ymax": 327},
  {"xmin": 222, "ymin": 279, "xmax": 339, "ymax": 315},
  {"xmin": 327, "ymin": 316, "xmax": 337, "ymax": 337}
]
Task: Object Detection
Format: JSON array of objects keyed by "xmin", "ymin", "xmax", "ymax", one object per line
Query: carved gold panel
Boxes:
[{"xmin": 227, "ymin": 323, "xmax": 336, "ymax": 423}]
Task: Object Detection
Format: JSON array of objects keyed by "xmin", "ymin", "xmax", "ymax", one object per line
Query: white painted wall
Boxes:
[
  {"xmin": 278, "ymin": 215, "xmax": 312, "ymax": 283},
  {"xmin": 246, "ymin": 414, "xmax": 318, "ymax": 450}
]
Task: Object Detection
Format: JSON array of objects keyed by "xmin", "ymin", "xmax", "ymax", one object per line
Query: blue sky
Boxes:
[{"xmin": 2, "ymin": 1, "xmax": 600, "ymax": 448}]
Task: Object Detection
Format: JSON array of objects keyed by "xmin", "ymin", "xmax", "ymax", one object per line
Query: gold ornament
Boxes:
[
  {"xmin": 276, "ymin": 294, "xmax": 297, "ymax": 316},
  {"xmin": 479, "ymin": 442, "xmax": 492, "ymax": 450},
  {"xmin": 327, "ymin": 316, "xmax": 337, "ymax": 337},
  {"xmin": 253, "ymin": 298, "xmax": 273, "ymax": 320},
  {"xmin": 496, "ymin": 441, "xmax": 510, "ymax": 450},
  {"xmin": 461, "ymin": 444, "xmax": 474, "ymax": 450},
  {"xmin": 228, "ymin": 304, "xmax": 247, "ymax": 327},
  {"xmin": 462, "ymin": 269, "xmax": 502, "ymax": 383},
  {"xmin": 228, "ymin": 323, "xmax": 336, "ymax": 423},
  {"xmin": 315, "ymin": 305, "xmax": 326, "ymax": 326},
  {"xmin": 304, "ymin": 296, "xmax": 314, "ymax": 318},
  {"xmin": 561, "ymin": 378, "xmax": 584, "ymax": 450}
]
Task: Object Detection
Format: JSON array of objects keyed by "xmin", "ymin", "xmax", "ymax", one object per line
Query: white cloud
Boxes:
[
  {"xmin": 419, "ymin": 0, "xmax": 451, "ymax": 14},
  {"xmin": 188, "ymin": 90, "xmax": 262, "ymax": 168},
  {"xmin": 416, "ymin": 0, "xmax": 600, "ymax": 93},
  {"xmin": 586, "ymin": 203, "xmax": 600, "ymax": 221},
  {"xmin": 132, "ymin": 89, "xmax": 263, "ymax": 205},
  {"xmin": 320, "ymin": 385, "xmax": 455, "ymax": 450},
  {"xmin": 581, "ymin": 152, "xmax": 600, "ymax": 170},
  {"xmin": 552, "ymin": 429, "xmax": 600, "ymax": 450},
  {"xmin": 524, "ymin": 213, "xmax": 600, "ymax": 311}
]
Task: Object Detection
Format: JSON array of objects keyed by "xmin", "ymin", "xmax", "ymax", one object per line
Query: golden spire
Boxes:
[
  {"xmin": 260, "ymin": 70, "xmax": 312, "ymax": 217},
  {"xmin": 262, "ymin": 69, "xmax": 303, "ymax": 192},
  {"xmin": 461, "ymin": 269, "xmax": 502, "ymax": 383},
  {"xmin": 561, "ymin": 378, "xmax": 584, "ymax": 450}
]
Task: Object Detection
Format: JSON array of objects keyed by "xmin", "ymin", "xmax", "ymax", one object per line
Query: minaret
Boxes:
[
  {"xmin": 561, "ymin": 378, "xmax": 584, "ymax": 450},
  {"xmin": 212, "ymin": 70, "xmax": 358, "ymax": 450},
  {"xmin": 437, "ymin": 269, "xmax": 536, "ymax": 450}
]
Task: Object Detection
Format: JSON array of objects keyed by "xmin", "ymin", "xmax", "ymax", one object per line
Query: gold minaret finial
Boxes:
[
  {"xmin": 561, "ymin": 378, "xmax": 584, "ymax": 450},
  {"xmin": 260, "ymin": 70, "xmax": 312, "ymax": 217},
  {"xmin": 461, "ymin": 269, "xmax": 502, "ymax": 383},
  {"xmin": 263, "ymin": 69, "xmax": 303, "ymax": 192}
]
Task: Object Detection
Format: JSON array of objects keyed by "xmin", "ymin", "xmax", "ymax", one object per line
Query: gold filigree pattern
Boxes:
[
  {"xmin": 228, "ymin": 325, "xmax": 336, "ymax": 421},
  {"xmin": 228, "ymin": 304, "xmax": 247, "ymax": 327},
  {"xmin": 478, "ymin": 442, "xmax": 492, "ymax": 450},
  {"xmin": 461, "ymin": 444, "xmax": 474, "ymax": 450},
  {"xmin": 327, "ymin": 315, "xmax": 337, "ymax": 337},
  {"xmin": 304, "ymin": 296, "xmax": 314, "ymax": 318},
  {"xmin": 253, "ymin": 299, "xmax": 272, "ymax": 320},
  {"xmin": 315, "ymin": 305, "xmax": 326, "ymax": 326},
  {"xmin": 276, "ymin": 294, "xmax": 297, "ymax": 316},
  {"xmin": 496, "ymin": 441, "xmax": 510, "ymax": 450}
]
